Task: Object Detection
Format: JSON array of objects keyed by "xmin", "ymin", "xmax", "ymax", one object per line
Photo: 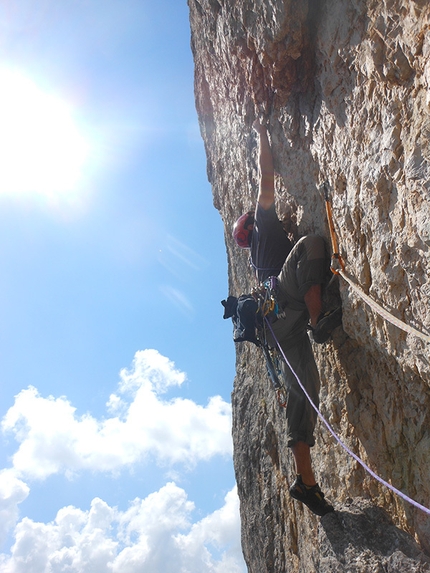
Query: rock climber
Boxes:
[{"xmin": 232, "ymin": 119, "xmax": 342, "ymax": 517}]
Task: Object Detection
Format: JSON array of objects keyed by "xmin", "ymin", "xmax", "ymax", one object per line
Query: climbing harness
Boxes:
[
  {"xmin": 221, "ymin": 285, "xmax": 288, "ymax": 408},
  {"xmin": 265, "ymin": 316, "xmax": 430, "ymax": 516},
  {"xmin": 322, "ymin": 182, "xmax": 430, "ymax": 344}
]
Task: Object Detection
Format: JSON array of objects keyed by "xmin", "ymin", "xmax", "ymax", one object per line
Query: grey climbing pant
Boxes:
[{"xmin": 267, "ymin": 235, "xmax": 329, "ymax": 447}]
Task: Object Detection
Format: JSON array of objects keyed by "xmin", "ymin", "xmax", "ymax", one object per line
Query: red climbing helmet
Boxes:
[{"xmin": 232, "ymin": 211, "xmax": 255, "ymax": 248}]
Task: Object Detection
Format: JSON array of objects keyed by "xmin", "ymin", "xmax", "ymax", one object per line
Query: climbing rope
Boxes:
[
  {"xmin": 322, "ymin": 182, "xmax": 430, "ymax": 344},
  {"xmin": 264, "ymin": 315, "xmax": 430, "ymax": 516}
]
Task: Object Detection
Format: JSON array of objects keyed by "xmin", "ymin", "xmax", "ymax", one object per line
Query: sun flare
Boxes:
[{"xmin": 0, "ymin": 67, "xmax": 91, "ymax": 203}]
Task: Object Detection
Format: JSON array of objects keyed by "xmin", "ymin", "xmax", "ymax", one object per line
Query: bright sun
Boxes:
[{"xmin": 0, "ymin": 67, "xmax": 91, "ymax": 203}]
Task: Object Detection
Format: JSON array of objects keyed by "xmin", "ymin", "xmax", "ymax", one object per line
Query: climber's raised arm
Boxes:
[{"xmin": 253, "ymin": 119, "xmax": 275, "ymax": 210}]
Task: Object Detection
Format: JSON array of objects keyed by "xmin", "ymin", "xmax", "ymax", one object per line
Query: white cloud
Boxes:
[
  {"xmin": 0, "ymin": 484, "xmax": 245, "ymax": 573},
  {"xmin": 0, "ymin": 470, "xmax": 30, "ymax": 547},
  {"xmin": 0, "ymin": 349, "xmax": 242, "ymax": 571},
  {"xmin": 1, "ymin": 349, "xmax": 232, "ymax": 480},
  {"xmin": 174, "ymin": 487, "xmax": 245, "ymax": 573}
]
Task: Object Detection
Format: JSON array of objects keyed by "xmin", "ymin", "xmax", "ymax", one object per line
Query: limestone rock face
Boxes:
[{"xmin": 188, "ymin": 0, "xmax": 430, "ymax": 570}]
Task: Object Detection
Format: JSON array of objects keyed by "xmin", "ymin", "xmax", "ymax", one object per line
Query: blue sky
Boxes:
[{"xmin": 0, "ymin": 1, "xmax": 245, "ymax": 571}]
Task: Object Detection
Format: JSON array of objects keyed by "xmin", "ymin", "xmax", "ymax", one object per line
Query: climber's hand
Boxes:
[{"xmin": 252, "ymin": 119, "xmax": 266, "ymax": 135}]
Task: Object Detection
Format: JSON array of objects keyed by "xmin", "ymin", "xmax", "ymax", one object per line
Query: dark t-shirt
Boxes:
[{"xmin": 250, "ymin": 203, "xmax": 293, "ymax": 284}]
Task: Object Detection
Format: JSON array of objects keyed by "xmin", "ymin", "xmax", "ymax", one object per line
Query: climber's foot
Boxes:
[{"xmin": 289, "ymin": 475, "xmax": 335, "ymax": 517}]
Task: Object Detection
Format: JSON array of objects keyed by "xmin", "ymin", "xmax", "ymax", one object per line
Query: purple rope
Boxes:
[{"xmin": 265, "ymin": 317, "xmax": 430, "ymax": 516}]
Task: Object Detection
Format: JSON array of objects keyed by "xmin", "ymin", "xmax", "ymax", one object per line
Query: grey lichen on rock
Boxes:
[{"xmin": 189, "ymin": 0, "xmax": 430, "ymax": 571}]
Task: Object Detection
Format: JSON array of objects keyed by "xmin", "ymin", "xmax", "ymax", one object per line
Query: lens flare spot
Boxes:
[{"xmin": 0, "ymin": 67, "xmax": 91, "ymax": 205}]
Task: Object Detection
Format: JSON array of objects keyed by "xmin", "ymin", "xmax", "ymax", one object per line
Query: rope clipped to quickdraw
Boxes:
[
  {"xmin": 321, "ymin": 182, "xmax": 430, "ymax": 344},
  {"xmin": 322, "ymin": 182, "xmax": 346, "ymax": 276}
]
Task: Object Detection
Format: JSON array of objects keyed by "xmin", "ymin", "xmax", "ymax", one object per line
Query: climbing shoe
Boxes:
[
  {"xmin": 310, "ymin": 307, "xmax": 343, "ymax": 344},
  {"xmin": 289, "ymin": 475, "xmax": 335, "ymax": 517}
]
